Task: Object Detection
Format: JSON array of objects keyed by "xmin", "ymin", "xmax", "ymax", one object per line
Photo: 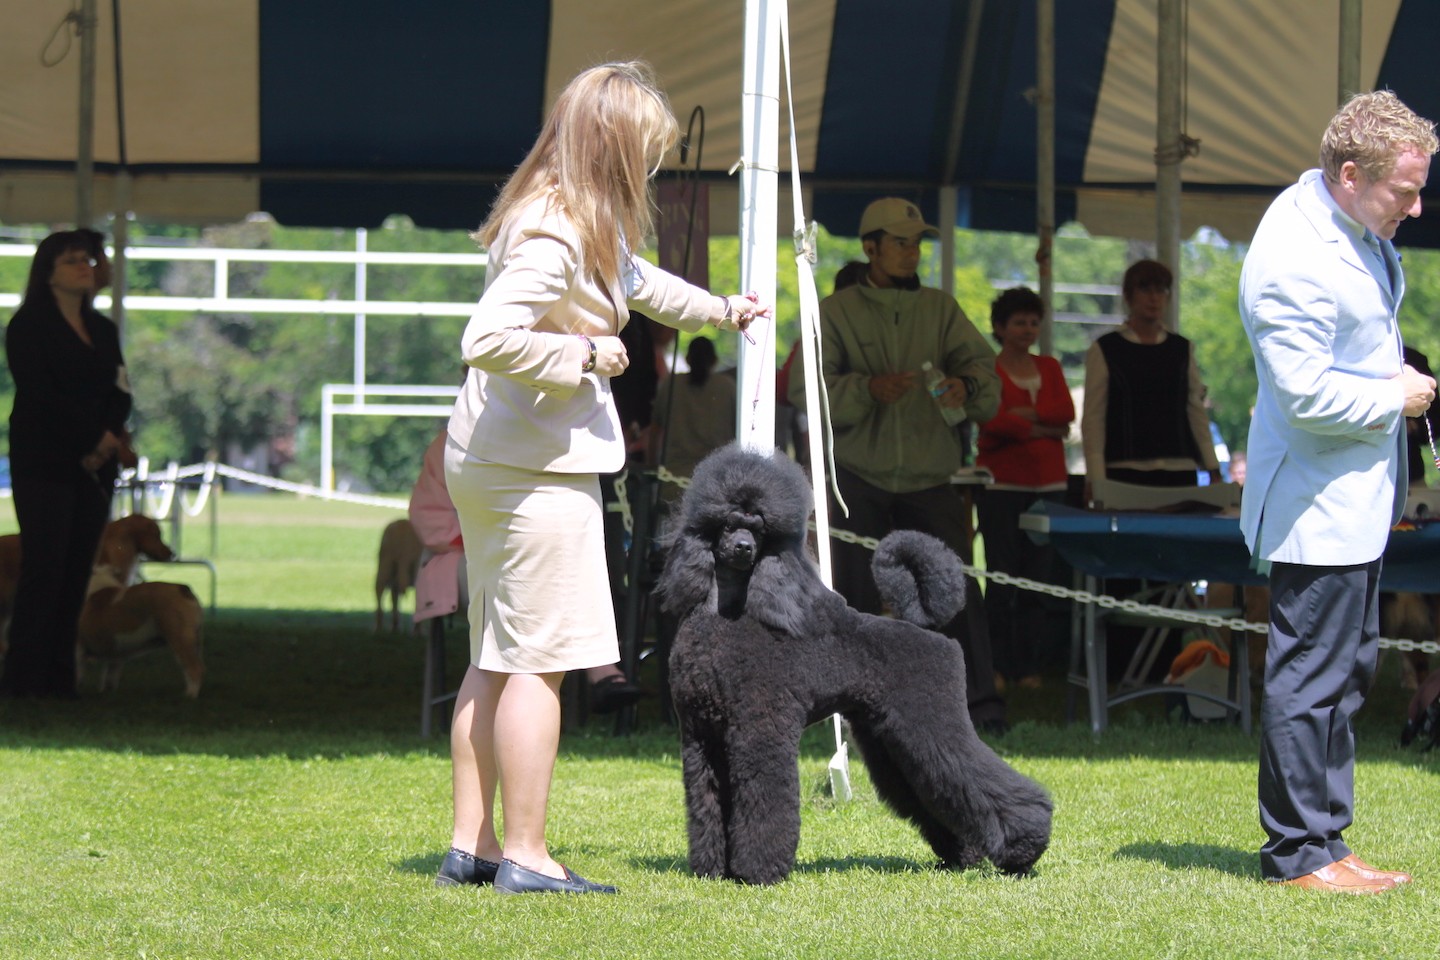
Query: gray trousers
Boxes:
[{"xmin": 1259, "ymin": 559, "xmax": 1382, "ymax": 881}]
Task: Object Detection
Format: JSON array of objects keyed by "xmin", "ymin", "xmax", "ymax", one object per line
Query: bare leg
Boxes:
[
  {"xmin": 586, "ymin": 664, "xmax": 623, "ymax": 682},
  {"xmin": 449, "ymin": 665, "xmax": 504, "ymax": 862},
  {"xmin": 495, "ymin": 670, "xmax": 567, "ymax": 877}
]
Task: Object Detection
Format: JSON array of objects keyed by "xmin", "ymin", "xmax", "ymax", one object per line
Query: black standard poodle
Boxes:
[{"xmin": 656, "ymin": 443, "xmax": 1053, "ymax": 885}]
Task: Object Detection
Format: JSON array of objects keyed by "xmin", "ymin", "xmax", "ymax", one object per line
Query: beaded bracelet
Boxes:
[{"xmin": 578, "ymin": 334, "xmax": 597, "ymax": 373}]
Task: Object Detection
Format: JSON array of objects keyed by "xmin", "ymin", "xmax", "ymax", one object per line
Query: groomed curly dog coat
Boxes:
[{"xmin": 657, "ymin": 444, "xmax": 1053, "ymax": 885}]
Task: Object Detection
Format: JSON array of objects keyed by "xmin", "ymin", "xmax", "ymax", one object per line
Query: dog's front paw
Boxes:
[{"xmin": 688, "ymin": 857, "xmax": 728, "ymax": 880}]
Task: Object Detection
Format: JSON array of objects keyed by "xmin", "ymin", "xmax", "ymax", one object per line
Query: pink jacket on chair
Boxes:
[{"xmin": 409, "ymin": 431, "xmax": 464, "ymax": 623}]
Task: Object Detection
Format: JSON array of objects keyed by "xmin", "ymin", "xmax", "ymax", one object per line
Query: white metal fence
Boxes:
[{"xmin": 0, "ymin": 234, "xmax": 485, "ymax": 490}]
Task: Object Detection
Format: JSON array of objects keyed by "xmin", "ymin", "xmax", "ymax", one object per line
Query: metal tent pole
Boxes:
[
  {"xmin": 1339, "ymin": 0, "xmax": 1362, "ymax": 104},
  {"xmin": 76, "ymin": 0, "xmax": 98, "ymax": 227},
  {"xmin": 110, "ymin": 0, "xmax": 129, "ymax": 336},
  {"xmin": 1156, "ymin": 0, "xmax": 1183, "ymax": 331},
  {"xmin": 1037, "ymin": 0, "xmax": 1056, "ymax": 356},
  {"xmin": 939, "ymin": 0, "xmax": 984, "ymax": 299}
]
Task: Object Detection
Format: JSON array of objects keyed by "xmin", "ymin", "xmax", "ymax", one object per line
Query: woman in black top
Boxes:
[{"xmin": 1, "ymin": 231, "xmax": 135, "ymax": 698}]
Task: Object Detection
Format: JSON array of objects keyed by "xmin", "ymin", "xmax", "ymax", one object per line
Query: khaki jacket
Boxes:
[{"xmin": 789, "ymin": 282, "xmax": 999, "ymax": 492}]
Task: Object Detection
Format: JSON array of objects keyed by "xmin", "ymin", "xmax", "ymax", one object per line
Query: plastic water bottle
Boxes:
[{"xmin": 921, "ymin": 361, "xmax": 967, "ymax": 426}]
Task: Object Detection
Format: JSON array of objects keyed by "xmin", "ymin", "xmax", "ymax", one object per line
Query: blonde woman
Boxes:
[{"xmin": 437, "ymin": 61, "xmax": 769, "ymax": 895}]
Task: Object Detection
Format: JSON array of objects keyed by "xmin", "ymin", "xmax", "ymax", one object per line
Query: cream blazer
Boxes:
[
  {"xmin": 448, "ymin": 194, "xmax": 722, "ymax": 474},
  {"xmin": 1239, "ymin": 169, "xmax": 1408, "ymax": 566}
]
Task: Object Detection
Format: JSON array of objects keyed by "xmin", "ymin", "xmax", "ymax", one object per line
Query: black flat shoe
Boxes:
[
  {"xmin": 435, "ymin": 848, "xmax": 500, "ymax": 887},
  {"xmin": 590, "ymin": 674, "xmax": 642, "ymax": 715},
  {"xmin": 494, "ymin": 858, "xmax": 617, "ymax": 895}
]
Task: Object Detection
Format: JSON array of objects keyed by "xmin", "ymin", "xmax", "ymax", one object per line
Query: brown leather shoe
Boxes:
[
  {"xmin": 1279, "ymin": 861, "xmax": 1397, "ymax": 894},
  {"xmin": 1338, "ymin": 854, "xmax": 1412, "ymax": 885}
]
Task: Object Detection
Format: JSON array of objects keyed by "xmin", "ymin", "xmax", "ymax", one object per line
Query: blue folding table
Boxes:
[{"xmin": 1020, "ymin": 503, "xmax": 1440, "ymax": 733}]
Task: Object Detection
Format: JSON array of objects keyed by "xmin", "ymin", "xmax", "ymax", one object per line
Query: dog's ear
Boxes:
[
  {"xmin": 655, "ymin": 530, "xmax": 716, "ymax": 617},
  {"xmin": 743, "ymin": 550, "xmax": 837, "ymax": 634}
]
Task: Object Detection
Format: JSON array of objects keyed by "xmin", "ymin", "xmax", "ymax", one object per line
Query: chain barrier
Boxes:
[
  {"xmin": 613, "ymin": 469, "xmax": 633, "ymax": 536},
  {"xmin": 651, "ymin": 465, "xmax": 1440, "ymax": 655},
  {"xmin": 136, "ymin": 459, "xmax": 1440, "ymax": 656}
]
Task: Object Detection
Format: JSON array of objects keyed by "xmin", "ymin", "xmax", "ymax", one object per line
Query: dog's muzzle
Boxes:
[{"xmin": 718, "ymin": 528, "xmax": 758, "ymax": 571}]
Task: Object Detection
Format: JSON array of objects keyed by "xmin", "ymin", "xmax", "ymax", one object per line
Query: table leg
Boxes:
[{"xmin": 1085, "ymin": 574, "xmax": 1107, "ymax": 734}]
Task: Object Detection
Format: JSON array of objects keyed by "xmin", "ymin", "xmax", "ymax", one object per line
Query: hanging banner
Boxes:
[{"xmin": 657, "ymin": 180, "xmax": 709, "ymax": 290}]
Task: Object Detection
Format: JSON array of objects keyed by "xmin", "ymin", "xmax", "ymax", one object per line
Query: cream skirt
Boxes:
[{"xmin": 443, "ymin": 437, "xmax": 618, "ymax": 673}]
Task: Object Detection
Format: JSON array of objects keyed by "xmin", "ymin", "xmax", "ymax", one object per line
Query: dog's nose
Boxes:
[{"xmin": 720, "ymin": 529, "xmax": 758, "ymax": 570}]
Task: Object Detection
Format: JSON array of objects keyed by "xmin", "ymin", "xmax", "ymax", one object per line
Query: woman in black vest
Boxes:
[{"xmin": 1080, "ymin": 259, "xmax": 1219, "ymax": 505}]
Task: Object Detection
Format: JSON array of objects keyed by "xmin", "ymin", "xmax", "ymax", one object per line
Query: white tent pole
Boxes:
[
  {"xmin": 76, "ymin": 0, "xmax": 98, "ymax": 227},
  {"xmin": 1339, "ymin": 0, "xmax": 1362, "ymax": 104},
  {"xmin": 736, "ymin": 0, "xmax": 779, "ymax": 454},
  {"xmin": 1156, "ymin": 0, "xmax": 1183, "ymax": 331},
  {"xmin": 1036, "ymin": 0, "xmax": 1056, "ymax": 357}
]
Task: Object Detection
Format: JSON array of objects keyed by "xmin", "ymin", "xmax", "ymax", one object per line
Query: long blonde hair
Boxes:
[{"xmin": 475, "ymin": 61, "xmax": 678, "ymax": 290}]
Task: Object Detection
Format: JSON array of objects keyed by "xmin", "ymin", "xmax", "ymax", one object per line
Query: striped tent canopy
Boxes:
[{"xmin": 3, "ymin": 0, "xmax": 1439, "ymax": 246}]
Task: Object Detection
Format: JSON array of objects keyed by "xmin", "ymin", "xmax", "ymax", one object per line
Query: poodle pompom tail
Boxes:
[{"xmin": 871, "ymin": 530, "xmax": 966, "ymax": 629}]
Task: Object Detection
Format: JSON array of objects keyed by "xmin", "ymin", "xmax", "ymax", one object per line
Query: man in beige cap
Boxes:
[{"xmin": 789, "ymin": 197, "xmax": 1006, "ymax": 732}]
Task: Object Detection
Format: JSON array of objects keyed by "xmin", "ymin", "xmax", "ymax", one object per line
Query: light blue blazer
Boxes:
[{"xmin": 1239, "ymin": 169, "xmax": 1408, "ymax": 566}]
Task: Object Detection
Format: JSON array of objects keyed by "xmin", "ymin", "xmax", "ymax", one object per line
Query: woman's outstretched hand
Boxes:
[{"xmin": 715, "ymin": 291, "xmax": 774, "ymax": 336}]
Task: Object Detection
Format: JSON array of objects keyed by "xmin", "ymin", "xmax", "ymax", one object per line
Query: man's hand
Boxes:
[
  {"xmin": 868, "ymin": 371, "xmax": 916, "ymax": 404},
  {"xmin": 1396, "ymin": 363, "xmax": 1437, "ymax": 417},
  {"xmin": 933, "ymin": 377, "xmax": 969, "ymax": 410}
]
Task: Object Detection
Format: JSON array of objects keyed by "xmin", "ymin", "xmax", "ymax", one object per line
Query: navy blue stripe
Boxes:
[
  {"xmin": 815, "ymin": 0, "xmax": 962, "ymax": 182},
  {"xmin": 811, "ymin": 0, "xmax": 1108, "ymax": 236},
  {"xmin": 258, "ymin": 0, "xmax": 549, "ymax": 226},
  {"xmin": 1376, "ymin": 0, "xmax": 1440, "ymax": 249}
]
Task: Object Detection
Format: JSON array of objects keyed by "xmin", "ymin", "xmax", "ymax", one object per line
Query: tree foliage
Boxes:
[{"xmin": 5, "ymin": 212, "xmax": 1440, "ymax": 490}]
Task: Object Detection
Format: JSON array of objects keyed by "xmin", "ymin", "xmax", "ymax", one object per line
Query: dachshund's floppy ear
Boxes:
[
  {"xmin": 742, "ymin": 550, "xmax": 835, "ymax": 634},
  {"xmin": 655, "ymin": 529, "xmax": 716, "ymax": 617}
]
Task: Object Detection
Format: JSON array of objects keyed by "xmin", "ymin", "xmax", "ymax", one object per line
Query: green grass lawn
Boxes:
[{"xmin": 1, "ymin": 494, "xmax": 1437, "ymax": 959}]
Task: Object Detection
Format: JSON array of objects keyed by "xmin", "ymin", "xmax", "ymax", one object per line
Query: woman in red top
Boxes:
[{"xmin": 975, "ymin": 287, "xmax": 1074, "ymax": 689}]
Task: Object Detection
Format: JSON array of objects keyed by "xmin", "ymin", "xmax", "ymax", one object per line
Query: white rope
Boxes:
[
  {"xmin": 146, "ymin": 460, "xmax": 178, "ymax": 521},
  {"xmin": 775, "ymin": 0, "xmax": 848, "ymax": 797},
  {"xmin": 128, "ymin": 460, "xmax": 406, "ymax": 511},
  {"xmin": 209, "ymin": 464, "xmax": 407, "ymax": 510},
  {"xmin": 179, "ymin": 460, "xmax": 218, "ymax": 517},
  {"xmin": 776, "ymin": 0, "xmax": 842, "ymax": 582}
]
